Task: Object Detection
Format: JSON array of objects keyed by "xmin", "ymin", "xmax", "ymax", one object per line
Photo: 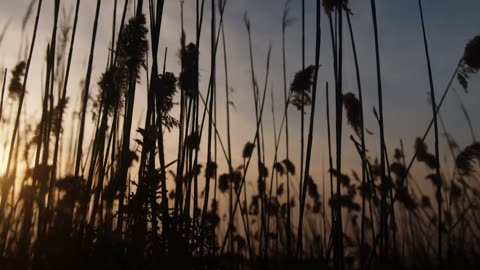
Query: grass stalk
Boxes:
[
  {"xmin": 418, "ymin": 0, "xmax": 442, "ymax": 264},
  {"xmin": 296, "ymin": 0, "xmax": 321, "ymax": 258}
]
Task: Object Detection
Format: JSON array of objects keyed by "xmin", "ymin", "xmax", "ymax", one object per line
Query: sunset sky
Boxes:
[{"xmin": 0, "ymin": 0, "xmax": 479, "ymax": 189}]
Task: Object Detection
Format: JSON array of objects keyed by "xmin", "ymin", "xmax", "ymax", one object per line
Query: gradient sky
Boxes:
[{"xmin": 0, "ymin": 0, "xmax": 479, "ymax": 194}]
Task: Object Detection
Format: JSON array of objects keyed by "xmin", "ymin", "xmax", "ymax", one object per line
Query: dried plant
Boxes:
[
  {"xmin": 97, "ymin": 66, "xmax": 125, "ymax": 114},
  {"xmin": 117, "ymin": 14, "xmax": 149, "ymax": 80},
  {"xmin": 289, "ymin": 65, "xmax": 315, "ymax": 110},
  {"xmin": 455, "ymin": 142, "xmax": 480, "ymax": 176},
  {"xmin": 415, "ymin": 137, "xmax": 436, "ymax": 169},
  {"xmin": 8, "ymin": 61, "xmax": 26, "ymax": 100},
  {"xmin": 458, "ymin": 36, "xmax": 480, "ymax": 91},
  {"xmin": 342, "ymin": 92, "xmax": 361, "ymax": 136},
  {"xmin": 323, "ymin": 0, "xmax": 350, "ymax": 15},
  {"xmin": 205, "ymin": 161, "xmax": 217, "ymax": 179},
  {"xmin": 242, "ymin": 141, "xmax": 255, "ymax": 159},
  {"xmin": 282, "ymin": 159, "xmax": 296, "ymax": 175},
  {"xmin": 178, "ymin": 43, "xmax": 198, "ymax": 98},
  {"xmin": 156, "ymin": 72, "xmax": 179, "ymax": 130},
  {"xmin": 219, "ymin": 173, "xmax": 230, "ymax": 193},
  {"xmin": 273, "ymin": 162, "xmax": 285, "ymax": 176}
]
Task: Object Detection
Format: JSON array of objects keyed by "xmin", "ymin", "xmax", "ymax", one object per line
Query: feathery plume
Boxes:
[
  {"xmin": 242, "ymin": 142, "xmax": 255, "ymax": 158},
  {"xmin": 179, "ymin": 42, "xmax": 198, "ymax": 98},
  {"xmin": 156, "ymin": 72, "xmax": 179, "ymax": 130},
  {"xmin": 8, "ymin": 61, "xmax": 27, "ymax": 100},
  {"xmin": 273, "ymin": 162, "xmax": 285, "ymax": 176},
  {"xmin": 458, "ymin": 36, "xmax": 480, "ymax": 91},
  {"xmin": 415, "ymin": 137, "xmax": 436, "ymax": 169},
  {"xmin": 290, "ymin": 65, "xmax": 315, "ymax": 110},
  {"xmin": 323, "ymin": 0, "xmax": 350, "ymax": 15},
  {"xmin": 98, "ymin": 66, "xmax": 125, "ymax": 114},
  {"xmin": 282, "ymin": 159, "xmax": 296, "ymax": 175},
  {"xmin": 342, "ymin": 92, "xmax": 361, "ymax": 136},
  {"xmin": 117, "ymin": 14, "xmax": 148, "ymax": 80},
  {"xmin": 455, "ymin": 142, "xmax": 480, "ymax": 176}
]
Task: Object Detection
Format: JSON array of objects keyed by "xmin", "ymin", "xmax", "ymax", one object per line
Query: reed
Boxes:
[{"xmin": 0, "ymin": 1, "xmax": 478, "ymax": 268}]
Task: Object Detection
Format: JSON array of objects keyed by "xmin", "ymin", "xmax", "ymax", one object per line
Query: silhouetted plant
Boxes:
[
  {"xmin": 242, "ymin": 141, "xmax": 255, "ymax": 159},
  {"xmin": 117, "ymin": 14, "xmax": 149, "ymax": 79},
  {"xmin": 306, "ymin": 176, "xmax": 320, "ymax": 201},
  {"xmin": 396, "ymin": 187, "xmax": 417, "ymax": 211},
  {"xmin": 426, "ymin": 173, "xmax": 443, "ymax": 187},
  {"xmin": 415, "ymin": 137, "xmax": 436, "ymax": 169},
  {"xmin": 178, "ymin": 43, "xmax": 198, "ymax": 98},
  {"xmin": 205, "ymin": 161, "xmax": 217, "ymax": 179},
  {"xmin": 450, "ymin": 181, "xmax": 462, "ymax": 203},
  {"xmin": 421, "ymin": 196, "xmax": 432, "ymax": 209},
  {"xmin": 206, "ymin": 200, "xmax": 220, "ymax": 226},
  {"xmin": 273, "ymin": 162, "xmax": 285, "ymax": 176},
  {"xmin": 156, "ymin": 72, "xmax": 179, "ymax": 130},
  {"xmin": 323, "ymin": 0, "xmax": 349, "ymax": 15},
  {"xmin": 455, "ymin": 142, "xmax": 480, "ymax": 176},
  {"xmin": 219, "ymin": 173, "xmax": 230, "ymax": 193},
  {"xmin": 8, "ymin": 61, "xmax": 26, "ymax": 100},
  {"xmin": 185, "ymin": 131, "xmax": 200, "ymax": 150},
  {"xmin": 282, "ymin": 159, "xmax": 295, "ymax": 175},
  {"xmin": 98, "ymin": 66, "xmax": 125, "ymax": 115},
  {"xmin": 289, "ymin": 65, "xmax": 315, "ymax": 110},
  {"xmin": 343, "ymin": 92, "xmax": 361, "ymax": 136},
  {"xmin": 458, "ymin": 36, "xmax": 480, "ymax": 91},
  {"xmin": 390, "ymin": 162, "xmax": 408, "ymax": 187}
]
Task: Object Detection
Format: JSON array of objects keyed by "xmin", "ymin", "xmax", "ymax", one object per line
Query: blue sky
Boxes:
[{"xmin": 0, "ymin": 0, "xmax": 479, "ymax": 190}]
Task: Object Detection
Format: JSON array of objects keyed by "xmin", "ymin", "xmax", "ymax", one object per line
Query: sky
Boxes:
[{"xmin": 0, "ymin": 0, "xmax": 479, "ymax": 195}]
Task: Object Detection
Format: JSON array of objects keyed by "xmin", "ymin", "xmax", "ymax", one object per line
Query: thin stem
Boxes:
[{"xmin": 419, "ymin": 0, "xmax": 442, "ymax": 264}]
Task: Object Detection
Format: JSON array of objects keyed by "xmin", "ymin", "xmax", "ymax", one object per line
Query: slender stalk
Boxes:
[
  {"xmin": 200, "ymin": 0, "xmax": 216, "ymax": 241},
  {"xmin": 334, "ymin": 5, "xmax": 345, "ymax": 269},
  {"xmin": 296, "ymin": 0, "xmax": 321, "ymax": 258},
  {"xmin": 191, "ymin": 0, "xmax": 205, "ymax": 248},
  {"xmin": 326, "ymin": 82, "xmax": 335, "ymax": 265},
  {"xmin": 281, "ymin": 0, "xmax": 293, "ymax": 255},
  {"xmin": 299, "ymin": 0, "xmax": 305, "ymax": 230},
  {"xmin": 49, "ymin": 0, "xmax": 80, "ymax": 216},
  {"xmin": 150, "ymin": 0, "xmax": 166, "ymax": 239},
  {"xmin": 174, "ymin": 0, "xmax": 186, "ymax": 219},
  {"xmin": 74, "ymin": 1, "xmax": 101, "ymax": 242},
  {"xmin": 370, "ymin": 0, "xmax": 388, "ymax": 262},
  {"xmin": 244, "ymin": 13, "xmax": 267, "ymax": 255},
  {"xmin": 346, "ymin": 11, "xmax": 367, "ymax": 268},
  {"xmin": 0, "ymin": 68, "xmax": 6, "ymax": 123},
  {"xmin": 220, "ymin": 6, "xmax": 234, "ymax": 254},
  {"xmin": 418, "ymin": 0, "xmax": 442, "ymax": 264},
  {"xmin": 117, "ymin": 0, "xmax": 146, "ymax": 233}
]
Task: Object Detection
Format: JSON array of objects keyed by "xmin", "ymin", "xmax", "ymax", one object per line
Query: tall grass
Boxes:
[{"xmin": 0, "ymin": 0, "xmax": 479, "ymax": 269}]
